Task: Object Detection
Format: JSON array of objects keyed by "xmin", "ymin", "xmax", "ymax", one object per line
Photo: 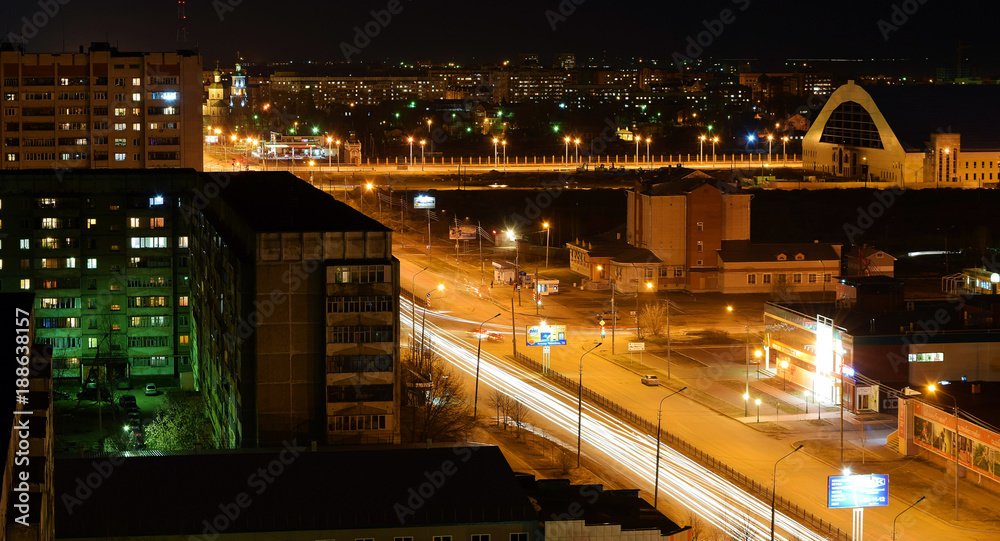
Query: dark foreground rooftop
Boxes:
[{"xmin": 55, "ymin": 444, "xmax": 535, "ymax": 538}]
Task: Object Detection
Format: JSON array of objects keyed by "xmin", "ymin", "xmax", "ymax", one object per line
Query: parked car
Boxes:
[
  {"xmin": 77, "ymin": 388, "xmax": 112, "ymax": 402},
  {"xmin": 640, "ymin": 375, "xmax": 660, "ymax": 386},
  {"xmin": 126, "ymin": 410, "xmax": 141, "ymax": 421},
  {"xmin": 118, "ymin": 395, "xmax": 137, "ymax": 409},
  {"xmin": 144, "ymin": 383, "xmax": 157, "ymax": 396}
]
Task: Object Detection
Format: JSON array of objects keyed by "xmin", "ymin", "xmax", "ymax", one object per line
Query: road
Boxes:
[{"xmin": 400, "ymin": 255, "xmax": 986, "ymax": 541}]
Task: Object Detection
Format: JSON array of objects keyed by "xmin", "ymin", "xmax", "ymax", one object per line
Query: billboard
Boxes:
[
  {"xmin": 414, "ymin": 195, "xmax": 436, "ymax": 209},
  {"xmin": 526, "ymin": 324, "xmax": 566, "ymax": 346},
  {"xmin": 828, "ymin": 474, "xmax": 889, "ymax": 509},
  {"xmin": 449, "ymin": 225, "xmax": 478, "ymax": 240}
]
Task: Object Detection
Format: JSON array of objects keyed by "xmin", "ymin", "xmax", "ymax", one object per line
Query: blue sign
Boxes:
[
  {"xmin": 526, "ymin": 325, "xmax": 567, "ymax": 346},
  {"xmin": 828, "ymin": 474, "xmax": 889, "ymax": 509}
]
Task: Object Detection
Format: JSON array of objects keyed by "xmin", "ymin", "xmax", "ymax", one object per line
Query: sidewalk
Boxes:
[{"xmin": 396, "ymin": 244, "xmax": 1000, "ymax": 533}]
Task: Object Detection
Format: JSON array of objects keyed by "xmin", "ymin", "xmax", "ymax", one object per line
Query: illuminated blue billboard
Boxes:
[
  {"xmin": 828, "ymin": 474, "xmax": 889, "ymax": 509},
  {"xmin": 526, "ymin": 324, "xmax": 566, "ymax": 346}
]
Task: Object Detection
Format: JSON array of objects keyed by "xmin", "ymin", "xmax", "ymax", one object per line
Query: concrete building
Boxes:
[
  {"xmin": 0, "ymin": 170, "xmax": 196, "ymax": 384},
  {"xmin": 0, "ymin": 42, "xmax": 203, "ymax": 171},
  {"xmin": 626, "ymin": 169, "xmax": 751, "ymax": 292},
  {"xmin": 189, "ymin": 171, "xmax": 398, "ymax": 448},
  {"xmin": 802, "ymin": 80, "xmax": 1000, "ymax": 187},
  {"xmin": 717, "ymin": 240, "xmax": 842, "ymax": 295},
  {"xmin": 1, "ymin": 169, "xmax": 399, "ymax": 449}
]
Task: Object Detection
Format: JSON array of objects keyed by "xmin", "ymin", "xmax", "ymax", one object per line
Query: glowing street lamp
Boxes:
[
  {"xmin": 699, "ymin": 134, "xmax": 706, "ymax": 162},
  {"xmin": 768, "ymin": 134, "xmax": 774, "ymax": 162},
  {"xmin": 502, "ymin": 140, "xmax": 507, "ymax": 172},
  {"xmin": 635, "ymin": 136, "xmax": 641, "ymax": 165},
  {"xmin": 327, "ymin": 136, "xmax": 333, "ymax": 168},
  {"xmin": 574, "ymin": 139, "xmax": 580, "ymax": 164},
  {"xmin": 564, "ymin": 136, "xmax": 571, "ymax": 164},
  {"xmin": 408, "ymin": 137, "xmax": 414, "ymax": 165},
  {"xmin": 543, "ymin": 222, "xmax": 550, "ymax": 268},
  {"xmin": 782, "ymin": 136, "xmax": 789, "ymax": 162},
  {"xmin": 493, "ymin": 138, "xmax": 499, "ymax": 165},
  {"xmin": 420, "ymin": 140, "xmax": 426, "ymax": 171},
  {"xmin": 645, "ymin": 136, "xmax": 651, "ymax": 163},
  {"xmin": 779, "ymin": 360, "xmax": 789, "ymax": 391},
  {"xmin": 712, "ymin": 136, "xmax": 718, "ymax": 162}
]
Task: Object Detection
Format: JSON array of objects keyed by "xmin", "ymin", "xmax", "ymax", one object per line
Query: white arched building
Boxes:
[{"xmin": 803, "ymin": 80, "xmax": 1000, "ymax": 188}]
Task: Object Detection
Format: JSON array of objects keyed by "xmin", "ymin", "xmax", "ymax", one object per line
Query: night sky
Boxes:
[{"xmin": 6, "ymin": 0, "xmax": 998, "ymax": 71}]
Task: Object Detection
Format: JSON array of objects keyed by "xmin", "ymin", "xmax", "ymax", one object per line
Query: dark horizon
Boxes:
[{"xmin": 6, "ymin": 0, "xmax": 999, "ymax": 74}]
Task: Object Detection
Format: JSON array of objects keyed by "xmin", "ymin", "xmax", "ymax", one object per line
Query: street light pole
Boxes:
[
  {"xmin": 930, "ymin": 385, "xmax": 961, "ymax": 521},
  {"xmin": 564, "ymin": 136, "xmax": 570, "ymax": 164},
  {"xmin": 410, "ymin": 267, "xmax": 428, "ymax": 348},
  {"xmin": 699, "ymin": 135, "xmax": 706, "ymax": 162},
  {"xmin": 408, "ymin": 137, "xmax": 414, "ymax": 166},
  {"xmin": 653, "ymin": 386, "xmax": 687, "ymax": 507},
  {"xmin": 635, "ymin": 136, "xmax": 640, "ymax": 166},
  {"xmin": 770, "ymin": 444, "xmax": 804, "ymax": 540},
  {"xmin": 502, "ymin": 140, "xmax": 507, "ymax": 172},
  {"xmin": 543, "ymin": 222, "xmax": 550, "ymax": 268},
  {"xmin": 728, "ymin": 306, "xmax": 751, "ymax": 417},
  {"xmin": 646, "ymin": 137, "xmax": 651, "ymax": 164},
  {"xmin": 577, "ymin": 342, "xmax": 603, "ymax": 468},
  {"xmin": 420, "ymin": 140, "xmax": 426, "ymax": 171},
  {"xmin": 892, "ymin": 496, "xmax": 926, "ymax": 541},
  {"xmin": 493, "ymin": 138, "xmax": 498, "ymax": 166},
  {"xmin": 472, "ymin": 312, "xmax": 502, "ymax": 419},
  {"xmin": 574, "ymin": 139, "xmax": 580, "ymax": 164}
]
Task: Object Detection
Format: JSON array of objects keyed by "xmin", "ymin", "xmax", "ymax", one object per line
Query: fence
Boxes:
[{"xmin": 509, "ymin": 349, "xmax": 849, "ymax": 541}]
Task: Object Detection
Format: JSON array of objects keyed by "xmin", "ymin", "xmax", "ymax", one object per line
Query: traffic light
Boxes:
[{"xmin": 599, "ymin": 318, "xmax": 606, "ymax": 338}]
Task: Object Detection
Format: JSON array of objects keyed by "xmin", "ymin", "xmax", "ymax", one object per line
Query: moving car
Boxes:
[
  {"xmin": 469, "ymin": 328, "xmax": 504, "ymax": 342},
  {"xmin": 640, "ymin": 375, "xmax": 660, "ymax": 386},
  {"xmin": 144, "ymin": 383, "xmax": 157, "ymax": 396}
]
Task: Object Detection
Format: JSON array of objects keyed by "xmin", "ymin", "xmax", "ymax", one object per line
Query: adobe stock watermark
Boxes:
[
  {"xmin": 191, "ymin": 439, "xmax": 306, "ymax": 541},
  {"xmin": 393, "ymin": 445, "xmax": 475, "ymax": 523},
  {"xmin": 213, "ymin": 0, "xmax": 243, "ymax": 22},
  {"xmin": 842, "ymin": 186, "xmax": 906, "ymax": 245},
  {"xmin": 60, "ymin": 455, "xmax": 127, "ymax": 515},
  {"xmin": 4, "ymin": 0, "xmax": 70, "ymax": 45},
  {"xmin": 671, "ymin": 0, "xmax": 751, "ymax": 72},
  {"xmin": 877, "ymin": 0, "xmax": 929, "ymax": 41},
  {"xmin": 545, "ymin": 0, "xmax": 586, "ymax": 31},
  {"xmin": 340, "ymin": 0, "xmax": 413, "ymax": 61}
]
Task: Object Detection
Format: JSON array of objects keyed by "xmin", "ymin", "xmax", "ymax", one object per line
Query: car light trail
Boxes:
[{"xmin": 401, "ymin": 300, "xmax": 834, "ymax": 541}]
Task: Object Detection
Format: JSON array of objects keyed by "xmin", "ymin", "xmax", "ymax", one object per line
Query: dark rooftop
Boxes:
[
  {"xmin": 55, "ymin": 444, "xmax": 535, "ymax": 538},
  {"xmin": 640, "ymin": 168, "xmax": 729, "ymax": 196},
  {"xmin": 861, "ymin": 83, "xmax": 1000, "ymax": 152},
  {"xmin": 611, "ymin": 246, "xmax": 662, "ymax": 264},
  {"xmin": 718, "ymin": 239, "xmax": 840, "ymax": 263},
  {"xmin": 519, "ymin": 477, "xmax": 687, "ymax": 536},
  {"xmin": 211, "ymin": 171, "xmax": 390, "ymax": 233}
]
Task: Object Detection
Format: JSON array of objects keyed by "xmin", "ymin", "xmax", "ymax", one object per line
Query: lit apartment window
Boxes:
[
  {"xmin": 114, "ymin": 107, "xmax": 126, "ymax": 117},
  {"xmin": 179, "ymin": 335, "xmax": 189, "ymax": 345},
  {"xmin": 19, "ymin": 239, "xmax": 29, "ymax": 249},
  {"xmin": 150, "ymin": 217, "xmax": 165, "ymax": 228},
  {"xmin": 115, "ymin": 138, "xmax": 126, "ymax": 147},
  {"xmin": 130, "ymin": 217, "xmax": 141, "ymax": 228},
  {"xmin": 132, "ymin": 78, "xmax": 141, "ymax": 86},
  {"xmin": 66, "ymin": 257, "xmax": 76, "ymax": 268},
  {"xmin": 178, "ymin": 296, "xmax": 189, "ymax": 307},
  {"xmin": 110, "ymin": 244, "xmax": 120, "ymax": 252},
  {"xmin": 132, "ymin": 123, "xmax": 141, "ymax": 131},
  {"xmin": 20, "ymin": 279, "xmax": 30, "ymax": 290},
  {"xmin": 114, "ymin": 153, "xmax": 126, "ymax": 161},
  {"xmin": 132, "ymin": 93, "xmax": 141, "ymax": 102},
  {"xmin": 87, "ymin": 258, "xmax": 97, "ymax": 269},
  {"xmin": 87, "ymin": 218, "xmax": 96, "ymax": 229},
  {"xmin": 178, "ymin": 236, "xmax": 188, "ymax": 248},
  {"xmin": 88, "ymin": 337, "xmax": 98, "ymax": 348},
  {"xmin": 114, "ymin": 123, "xmax": 126, "ymax": 131},
  {"xmin": 110, "ymin": 304, "xmax": 120, "ymax": 311}
]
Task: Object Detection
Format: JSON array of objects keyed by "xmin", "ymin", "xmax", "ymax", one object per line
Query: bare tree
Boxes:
[
  {"xmin": 507, "ymin": 398, "xmax": 531, "ymax": 436},
  {"xmin": 637, "ymin": 302, "xmax": 667, "ymax": 337},
  {"xmin": 488, "ymin": 388, "xmax": 511, "ymax": 429},
  {"xmin": 400, "ymin": 342, "xmax": 475, "ymax": 443}
]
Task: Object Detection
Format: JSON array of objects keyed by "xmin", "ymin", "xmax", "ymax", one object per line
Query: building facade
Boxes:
[
  {"xmin": 802, "ymin": 80, "xmax": 1000, "ymax": 187},
  {"xmin": 0, "ymin": 42, "xmax": 203, "ymax": 171},
  {"xmin": 0, "ymin": 171, "xmax": 195, "ymax": 384}
]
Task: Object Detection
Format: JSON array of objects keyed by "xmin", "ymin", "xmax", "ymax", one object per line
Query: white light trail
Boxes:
[{"xmin": 401, "ymin": 300, "xmax": 836, "ymax": 541}]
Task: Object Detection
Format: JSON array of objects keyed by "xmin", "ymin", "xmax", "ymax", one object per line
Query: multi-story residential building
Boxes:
[
  {"xmin": 189, "ymin": 170, "xmax": 399, "ymax": 448},
  {"xmin": 495, "ymin": 69, "xmax": 569, "ymax": 103},
  {"xmin": 268, "ymin": 73, "xmax": 446, "ymax": 108},
  {"xmin": 0, "ymin": 41, "xmax": 203, "ymax": 171},
  {"xmin": 0, "ymin": 170, "xmax": 194, "ymax": 385},
  {"xmin": 1, "ymin": 169, "xmax": 399, "ymax": 449}
]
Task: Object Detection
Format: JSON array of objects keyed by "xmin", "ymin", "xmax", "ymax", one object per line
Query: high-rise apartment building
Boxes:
[
  {"xmin": 0, "ymin": 42, "xmax": 203, "ymax": 171},
  {"xmin": 1, "ymin": 169, "xmax": 399, "ymax": 449}
]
